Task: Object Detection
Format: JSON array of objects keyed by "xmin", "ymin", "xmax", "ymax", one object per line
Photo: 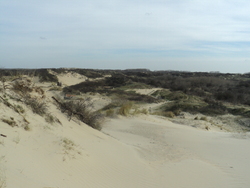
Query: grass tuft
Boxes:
[
  {"xmin": 24, "ymin": 98, "xmax": 47, "ymax": 116},
  {"xmin": 1, "ymin": 118, "xmax": 17, "ymax": 127},
  {"xmin": 106, "ymin": 109, "xmax": 115, "ymax": 117},
  {"xmin": 118, "ymin": 101, "xmax": 134, "ymax": 116}
]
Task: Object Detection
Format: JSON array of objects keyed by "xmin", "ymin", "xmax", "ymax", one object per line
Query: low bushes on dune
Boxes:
[{"xmin": 53, "ymin": 97, "xmax": 103, "ymax": 130}]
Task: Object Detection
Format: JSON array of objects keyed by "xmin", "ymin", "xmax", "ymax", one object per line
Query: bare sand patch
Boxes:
[{"xmin": 103, "ymin": 115, "xmax": 250, "ymax": 188}]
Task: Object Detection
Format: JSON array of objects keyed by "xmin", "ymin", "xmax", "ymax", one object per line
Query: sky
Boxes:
[{"xmin": 1, "ymin": 0, "xmax": 250, "ymax": 73}]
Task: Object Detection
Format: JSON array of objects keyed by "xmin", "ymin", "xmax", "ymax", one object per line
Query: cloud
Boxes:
[{"xmin": 0, "ymin": 0, "xmax": 250, "ymax": 72}]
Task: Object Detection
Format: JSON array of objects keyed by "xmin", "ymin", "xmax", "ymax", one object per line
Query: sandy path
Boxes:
[{"xmin": 102, "ymin": 115, "xmax": 250, "ymax": 188}]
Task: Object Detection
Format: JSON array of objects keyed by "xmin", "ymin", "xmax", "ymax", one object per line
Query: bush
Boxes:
[
  {"xmin": 164, "ymin": 102, "xmax": 201, "ymax": 114},
  {"xmin": 57, "ymin": 99, "xmax": 103, "ymax": 130},
  {"xmin": 45, "ymin": 114, "xmax": 57, "ymax": 124},
  {"xmin": 12, "ymin": 80, "xmax": 32, "ymax": 96},
  {"xmin": 105, "ymin": 74, "xmax": 127, "ymax": 87},
  {"xmin": 108, "ymin": 89, "xmax": 159, "ymax": 103},
  {"xmin": 199, "ymin": 102, "xmax": 227, "ymax": 115},
  {"xmin": 37, "ymin": 69, "xmax": 58, "ymax": 82},
  {"xmin": 24, "ymin": 98, "xmax": 48, "ymax": 116}
]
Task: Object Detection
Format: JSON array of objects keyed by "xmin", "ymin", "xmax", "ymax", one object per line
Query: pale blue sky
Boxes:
[{"xmin": 1, "ymin": 0, "xmax": 250, "ymax": 73}]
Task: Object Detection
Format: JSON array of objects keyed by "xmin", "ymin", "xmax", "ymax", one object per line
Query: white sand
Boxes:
[
  {"xmin": 1, "ymin": 113, "xmax": 249, "ymax": 188},
  {"xmin": 103, "ymin": 115, "xmax": 250, "ymax": 188},
  {"xmin": 49, "ymin": 69, "xmax": 87, "ymax": 86}
]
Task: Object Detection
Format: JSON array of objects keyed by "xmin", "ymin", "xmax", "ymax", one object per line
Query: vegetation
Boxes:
[
  {"xmin": 118, "ymin": 101, "xmax": 134, "ymax": 116},
  {"xmin": 54, "ymin": 97, "xmax": 103, "ymax": 130},
  {"xmin": 1, "ymin": 68, "xmax": 250, "ymax": 129},
  {"xmin": 24, "ymin": 98, "xmax": 48, "ymax": 116},
  {"xmin": 1, "ymin": 118, "xmax": 17, "ymax": 127}
]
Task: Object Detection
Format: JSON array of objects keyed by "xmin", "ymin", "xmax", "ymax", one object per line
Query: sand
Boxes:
[
  {"xmin": 1, "ymin": 113, "xmax": 250, "ymax": 187},
  {"xmin": 103, "ymin": 115, "xmax": 250, "ymax": 188},
  {"xmin": 1, "ymin": 75, "xmax": 250, "ymax": 188}
]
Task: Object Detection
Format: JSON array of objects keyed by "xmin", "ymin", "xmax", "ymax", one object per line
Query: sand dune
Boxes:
[
  {"xmin": 103, "ymin": 115, "xmax": 250, "ymax": 188},
  {"xmin": 1, "ymin": 72, "xmax": 250, "ymax": 188}
]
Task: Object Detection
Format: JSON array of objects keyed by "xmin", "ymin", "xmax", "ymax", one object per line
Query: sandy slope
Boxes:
[
  {"xmin": 103, "ymin": 115, "xmax": 250, "ymax": 188},
  {"xmin": 1, "ymin": 103, "xmax": 250, "ymax": 188},
  {"xmin": 48, "ymin": 70, "xmax": 87, "ymax": 86},
  {"xmin": 1, "ymin": 75, "xmax": 250, "ymax": 188},
  {"xmin": 1, "ymin": 116, "xmax": 160, "ymax": 188}
]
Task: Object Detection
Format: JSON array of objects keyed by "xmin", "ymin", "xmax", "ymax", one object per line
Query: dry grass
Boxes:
[
  {"xmin": 61, "ymin": 138, "xmax": 81, "ymax": 161},
  {"xmin": 48, "ymin": 86, "xmax": 62, "ymax": 91},
  {"xmin": 106, "ymin": 109, "xmax": 115, "ymax": 117},
  {"xmin": 13, "ymin": 104, "xmax": 25, "ymax": 114},
  {"xmin": 200, "ymin": 116, "xmax": 208, "ymax": 121},
  {"xmin": 23, "ymin": 124, "xmax": 31, "ymax": 131},
  {"xmin": 139, "ymin": 108, "xmax": 148, "ymax": 115},
  {"xmin": 11, "ymin": 80, "xmax": 32, "ymax": 95},
  {"xmin": 163, "ymin": 111, "xmax": 175, "ymax": 118},
  {"xmin": 153, "ymin": 111, "xmax": 175, "ymax": 118},
  {"xmin": 118, "ymin": 101, "xmax": 134, "ymax": 116},
  {"xmin": 57, "ymin": 98, "xmax": 103, "ymax": 130},
  {"xmin": 133, "ymin": 107, "xmax": 148, "ymax": 115},
  {"xmin": 62, "ymin": 138, "xmax": 75, "ymax": 151},
  {"xmin": 24, "ymin": 98, "xmax": 47, "ymax": 116},
  {"xmin": 1, "ymin": 118, "xmax": 17, "ymax": 127},
  {"xmin": 45, "ymin": 114, "xmax": 56, "ymax": 124}
]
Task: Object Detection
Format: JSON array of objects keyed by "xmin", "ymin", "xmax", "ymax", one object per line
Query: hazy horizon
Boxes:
[{"xmin": 1, "ymin": 0, "xmax": 250, "ymax": 73}]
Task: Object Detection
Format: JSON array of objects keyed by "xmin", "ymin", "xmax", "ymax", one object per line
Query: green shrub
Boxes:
[
  {"xmin": 117, "ymin": 82, "xmax": 152, "ymax": 90},
  {"xmin": 37, "ymin": 69, "xmax": 58, "ymax": 83}
]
